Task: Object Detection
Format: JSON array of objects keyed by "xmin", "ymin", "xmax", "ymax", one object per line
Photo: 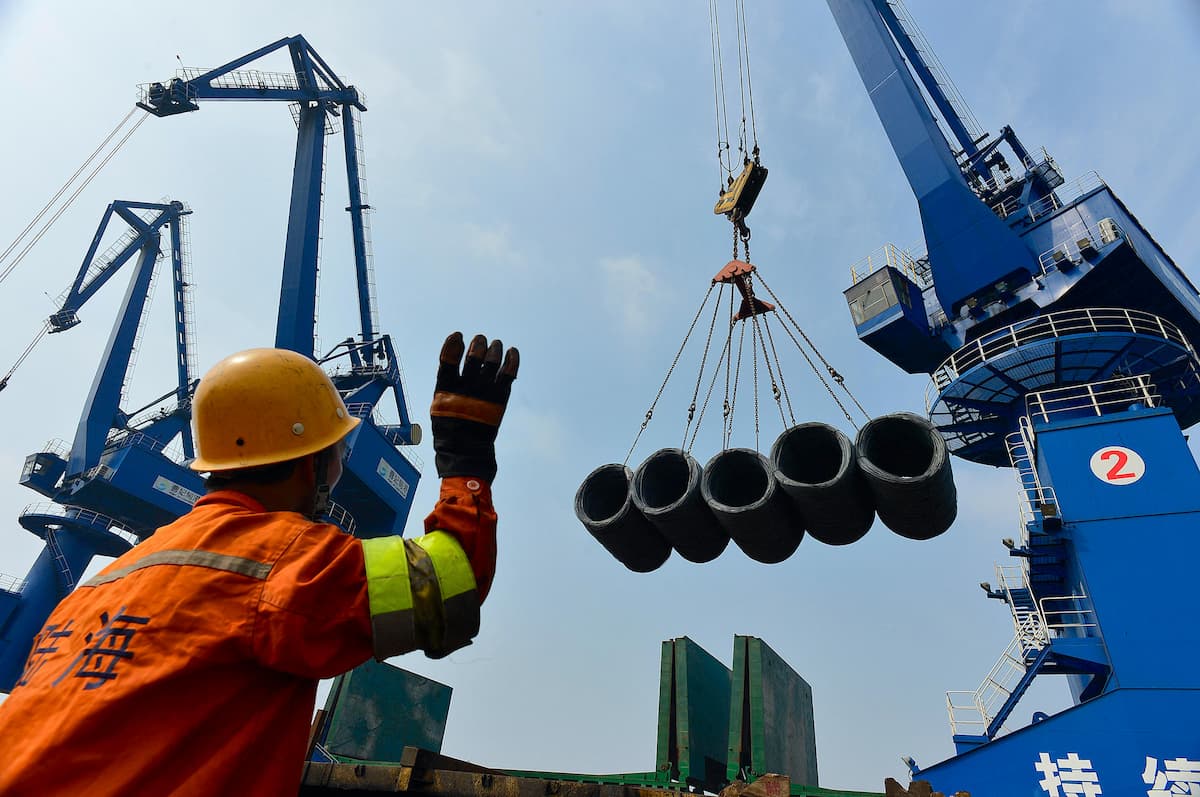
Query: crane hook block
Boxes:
[{"xmin": 714, "ymin": 159, "xmax": 768, "ymax": 218}]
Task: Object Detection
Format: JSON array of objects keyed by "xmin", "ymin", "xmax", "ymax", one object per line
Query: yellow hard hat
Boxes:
[{"xmin": 189, "ymin": 348, "xmax": 360, "ymax": 472}]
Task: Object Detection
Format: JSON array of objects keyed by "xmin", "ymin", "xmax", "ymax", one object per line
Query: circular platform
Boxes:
[
  {"xmin": 925, "ymin": 308, "xmax": 1200, "ymax": 466},
  {"xmin": 19, "ymin": 503, "xmax": 137, "ymax": 558}
]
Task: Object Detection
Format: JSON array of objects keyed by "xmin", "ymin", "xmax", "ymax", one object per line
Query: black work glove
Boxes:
[{"xmin": 430, "ymin": 332, "xmax": 519, "ymax": 482}]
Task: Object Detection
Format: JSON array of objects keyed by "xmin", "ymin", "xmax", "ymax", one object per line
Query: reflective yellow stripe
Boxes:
[
  {"xmin": 361, "ymin": 536, "xmax": 417, "ymax": 659},
  {"xmin": 416, "ymin": 531, "xmax": 477, "ymax": 600},
  {"xmin": 416, "ymin": 531, "xmax": 479, "ymax": 657},
  {"xmin": 363, "ymin": 532, "xmax": 479, "ymax": 659},
  {"xmin": 362, "ymin": 536, "xmax": 414, "ymax": 614}
]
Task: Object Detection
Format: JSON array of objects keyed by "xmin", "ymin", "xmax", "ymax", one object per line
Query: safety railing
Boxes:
[
  {"xmin": 946, "ymin": 635, "xmax": 1027, "ymax": 738},
  {"xmin": 945, "ymin": 690, "xmax": 987, "ymax": 737},
  {"xmin": 0, "ymin": 572, "xmax": 27, "ymax": 594},
  {"xmin": 995, "ymin": 564, "xmax": 1051, "ymax": 652},
  {"xmin": 990, "ymin": 195, "xmax": 1020, "ymax": 220},
  {"xmin": 21, "ymin": 503, "xmax": 140, "ymax": 548},
  {"xmin": 1036, "ymin": 218, "xmax": 1124, "ymax": 274},
  {"xmin": 1004, "ymin": 427, "xmax": 1059, "ymax": 531},
  {"xmin": 179, "ymin": 66, "xmax": 307, "ymax": 91},
  {"xmin": 288, "ymin": 102, "xmax": 341, "ymax": 134},
  {"xmin": 177, "ymin": 213, "xmax": 199, "ymax": 383},
  {"xmin": 325, "ymin": 502, "xmax": 357, "ymax": 535},
  {"xmin": 847, "ymin": 243, "xmax": 930, "ymax": 288},
  {"xmin": 927, "ymin": 307, "xmax": 1190, "ymax": 399},
  {"xmin": 1040, "ymin": 595, "xmax": 1098, "ymax": 635},
  {"xmin": 1025, "ymin": 373, "xmax": 1162, "ymax": 425},
  {"xmin": 1026, "ymin": 171, "xmax": 1105, "ymax": 223},
  {"xmin": 37, "ymin": 438, "xmax": 72, "ymax": 459},
  {"xmin": 101, "ymin": 429, "xmax": 191, "ymax": 467},
  {"xmin": 345, "ymin": 403, "xmax": 424, "ymax": 470}
]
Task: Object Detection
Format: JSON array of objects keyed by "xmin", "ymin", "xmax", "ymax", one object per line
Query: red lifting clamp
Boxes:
[{"xmin": 712, "ymin": 260, "xmax": 775, "ymax": 321}]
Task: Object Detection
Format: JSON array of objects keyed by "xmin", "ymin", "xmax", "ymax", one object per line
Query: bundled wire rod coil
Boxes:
[
  {"xmin": 770, "ymin": 423, "xmax": 874, "ymax": 546},
  {"xmin": 701, "ymin": 448, "xmax": 802, "ymax": 564},
  {"xmin": 631, "ymin": 449, "xmax": 730, "ymax": 563},
  {"xmin": 854, "ymin": 413, "xmax": 957, "ymax": 540},
  {"xmin": 575, "ymin": 464, "xmax": 672, "ymax": 573}
]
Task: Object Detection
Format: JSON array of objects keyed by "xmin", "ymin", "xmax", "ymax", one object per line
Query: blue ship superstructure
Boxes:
[{"xmin": 830, "ymin": 1, "xmax": 1200, "ymax": 793}]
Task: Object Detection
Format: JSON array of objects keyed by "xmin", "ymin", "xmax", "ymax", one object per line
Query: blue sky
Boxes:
[{"xmin": 0, "ymin": 1, "xmax": 1198, "ymax": 790}]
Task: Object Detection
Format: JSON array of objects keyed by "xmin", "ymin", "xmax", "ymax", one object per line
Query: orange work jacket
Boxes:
[{"xmin": 0, "ymin": 477, "xmax": 495, "ymax": 797}]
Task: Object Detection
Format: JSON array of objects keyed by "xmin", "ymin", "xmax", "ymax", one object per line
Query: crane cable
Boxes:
[
  {"xmin": 709, "ymin": 0, "xmax": 760, "ymax": 182},
  {"xmin": 0, "ymin": 109, "xmax": 148, "ymax": 288},
  {"xmin": 0, "ymin": 322, "xmax": 51, "ymax": 392},
  {"xmin": 623, "ymin": 282, "xmax": 718, "ymax": 467},
  {"xmin": 733, "ymin": 0, "xmax": 759, "ymax": 161},
  {"xmin": 708, "ymin": 0, "xmax": 734, "ymax": 186}
]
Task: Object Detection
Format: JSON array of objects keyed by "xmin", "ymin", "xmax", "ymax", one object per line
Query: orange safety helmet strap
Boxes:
[{"xmin": 190, "ymin": 348, "xmax": 360, "ymax": 472}]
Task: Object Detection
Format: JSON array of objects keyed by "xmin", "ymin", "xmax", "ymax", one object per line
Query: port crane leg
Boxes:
[
  {"xmin": 276, "ymin": 99, "xmax": 327, "ymax": 357},
  {"xmin": 0, "ymin": 527, "xmax": 96, "ymax": 689}
]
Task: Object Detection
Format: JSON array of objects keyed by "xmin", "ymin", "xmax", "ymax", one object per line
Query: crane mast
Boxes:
[{"xmin": 830, "ymin": 1, "xmax": 1200, "ymax": 794}]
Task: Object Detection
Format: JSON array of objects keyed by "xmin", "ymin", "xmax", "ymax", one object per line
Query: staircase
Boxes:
[
  {"xmin": 946, "ymin": 563, "xmax": 1052, "ymax": 748},
  {"xmin": 44, "ymin": 529, "xmax": 76, "ymax": 594}
]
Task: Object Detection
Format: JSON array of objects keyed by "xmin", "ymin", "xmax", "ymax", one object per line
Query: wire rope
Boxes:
[
  {"xmin": 755, "ymin": 271, "xmax": 870, "ymax": 422},
  {"xmin": 0, "ymin": 107, "xmax": 139, "ymax": 271},
  {"xmin": 682, "ymin": 282, "xmax": 728, "ymax": 449},
  {"xmin": 688, "ymin": 322, "xmax": 734, "ymax": 453},
  {"xmin": 0, "ymin": 112, "xmax": 149, "ymax": 288},
  {"xmin": 708, "ymin": 0, "xmax": 734, "ymax": 182},
  {"xmin": 736, "ymin": 0, "xmax": 760, "ymax": 154},
  {"xmin": 0, "ymin": 322, "xmax": 50, "ymax": 392},
  {"xmin": 623, "ymin": 283, "xmax": 717, "ymax": 466}
]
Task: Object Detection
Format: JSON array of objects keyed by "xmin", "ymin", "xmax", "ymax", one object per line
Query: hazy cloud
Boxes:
[{"xmin": 601, "ymin": 255, "xmax": 661, "ymax": 338}]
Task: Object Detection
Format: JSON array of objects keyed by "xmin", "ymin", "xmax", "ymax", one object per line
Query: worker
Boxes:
[{"xmin": 0, "ymin": 332, "xmax": 519, "ymax": 796}]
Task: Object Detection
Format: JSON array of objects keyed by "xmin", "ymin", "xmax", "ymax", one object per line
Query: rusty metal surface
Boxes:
[{"xmin": 299, "ymin": 748, "xmax": 884, "ymax": 797}]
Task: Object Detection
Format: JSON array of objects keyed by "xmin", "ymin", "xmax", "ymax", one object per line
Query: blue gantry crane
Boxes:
[
  {"xmin": 0, "ymin": 36, "xmax": 424, "ymax": 690},
  {"xmin": 0, "ymin": 199, "xmax": 203, "ymax": 689},
  {"xmin": 830, "ymin": 1, "xmax": 1200, "ymax": 793}
]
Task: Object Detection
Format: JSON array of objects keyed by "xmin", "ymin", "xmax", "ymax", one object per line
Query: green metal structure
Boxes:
[{"xmin": 727, "ymin": 636, "xmax": 818, "ymax": 786}]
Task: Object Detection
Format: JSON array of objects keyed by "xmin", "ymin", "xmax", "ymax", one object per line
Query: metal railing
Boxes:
[
  {"xmin": 1036, "ymin": 218, "xmax": 1123, "ymax": 274},
  {"xmin": 21, "ymin": 503, "xmax": 140, "ymax": 548},
  {"xmin": 995, "ymin": 564, "xmax": 1050, "ymax": 651},
  {"xmin": 847, "ymin": 243, "xmax": 930, "ymax": 288},
  {"xmin": 105, "ymin": 430, "xmax": 190, "ymax": 466},
  {"xmin": 1026, "ymin": 374, "xmax": 1162, "ymax": 425},
  {"xmin": 0, "ymin": 572, "xmax": 27, "ymax": 594},
  {"xmin": 1004, "ymin": 427, "xmax": 1059, "ymax": 531},
  {"xmin": 180, "ymin": 67, "xmax": 307, "ymax": 91},
  {"xmin": 1040, "ymin": 595, "xmax": 1098, "ymax": 635},
  {"xmin": 946, "ymin": 635, "xmax": 1027, "ymax": 737},
  {"xmin": 947, "ymin": 586, "xmax": 1098, "ymax": 738},
  {"xmin": 1025, "ymin": 172, "xmax": 1105, "ymax": 223},
  {"xmin": 325, "ymin": 501, "xmax": 357, "ymax": 535},
  {"xmin": 927, "ymin": 307, "xmax": 1190, "ymax": 401},
  {"xmin": 37, "ymin": 438, "xmax": 72, "ymax": 459}
]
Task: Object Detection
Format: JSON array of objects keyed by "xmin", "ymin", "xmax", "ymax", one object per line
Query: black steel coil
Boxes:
[{"xmin": 575, "ymin": 463, "xmax": 672, "ymax": 572}]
